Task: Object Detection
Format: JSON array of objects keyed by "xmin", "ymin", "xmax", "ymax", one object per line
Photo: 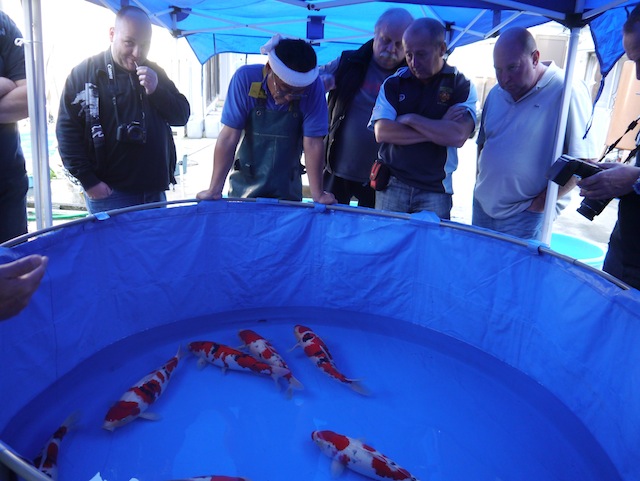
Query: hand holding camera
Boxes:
[
  {"xmin": 546, "ymin": 155, "xmax": 611, "ymax": 220},
  {"xmin": 579, "ymin": 162, "xmax": 640, "ymax": 198}
]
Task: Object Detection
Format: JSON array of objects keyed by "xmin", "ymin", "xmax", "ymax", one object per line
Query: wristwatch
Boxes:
[{"xmin": 634, "ymin": 175, "xmax": 640, "ymax": 195}]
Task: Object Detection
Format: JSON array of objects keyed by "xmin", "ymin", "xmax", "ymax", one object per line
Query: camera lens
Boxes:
[
  {"xmin": 577, "ymin": 198, "xmax": 612, "ymax": 221},
  {"xmin": 128, "ymin": 126, "xmax": 143, "ymax": 142}
]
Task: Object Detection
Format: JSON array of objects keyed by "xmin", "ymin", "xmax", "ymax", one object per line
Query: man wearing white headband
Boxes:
[{"xmin": 197, "ymin": 35, "xmax": 336, "ymax": 204}]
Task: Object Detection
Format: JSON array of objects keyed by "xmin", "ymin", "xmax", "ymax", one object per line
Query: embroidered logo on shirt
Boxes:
[{"xmin": 438, "ymin": 87, "xmax": 453, "ymax": 104}]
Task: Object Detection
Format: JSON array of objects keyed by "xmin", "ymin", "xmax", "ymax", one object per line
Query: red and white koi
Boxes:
[
  {"xmin": 168, "ymin": 476, "xmax": 252, "ymax": 481},
  {"xmin": 188, "ymin": 341, "xmax": 289, "ymax": 387},
  {"xmin": 32, "ymin": 411, "xmax": 80, "ymax": 480},
  {"xmin": 292, "ymin": 325, "xmax": 367, "ymax": 395},
  {"xmin": 103, "ymin": 346, "xmax": 182, "ymax": 431},
  {"xmin": 238, "ymin": 329, "xmax": 303, "ymax": 396},
  {"xmin": 312, "ymin": 430, "xmax": 420, "ymax": 481}
]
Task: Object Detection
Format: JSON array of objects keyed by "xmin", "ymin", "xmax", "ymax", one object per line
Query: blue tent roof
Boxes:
[{"xmin": 88, "ymin": 0, "xmax": 638, "ymax": 70}]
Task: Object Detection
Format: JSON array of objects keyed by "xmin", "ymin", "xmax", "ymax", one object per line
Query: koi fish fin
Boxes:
[
  {"xmin": 139, "ymin": 412, "xmax": 161, "ymax": 421},
  {"xmin": 331, "ymin": 458, "xmax": 346, "ymax": 477},
  {"xmin": 288, "ymin": 342, "xmax": 301, "ymax": 352},
  {"xmin": 197, "ymin": 357, "xmax": 208, "ymax": 370},
  {"xmin": 175, "ymin": 345, "xmax": 184, "ymax": 361}
]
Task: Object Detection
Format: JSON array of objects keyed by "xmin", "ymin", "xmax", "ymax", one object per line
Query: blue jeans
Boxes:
[
  {"xmin": 375, "ymin": 176, "xmax": 452, "ymax": 219},
  {"xmin": 84, "ymin": 189, "xmax": 166, "ymax": 214},
  {"xmin": 472, "ymin": 198, "xmax": 544, "ymax": 241}
]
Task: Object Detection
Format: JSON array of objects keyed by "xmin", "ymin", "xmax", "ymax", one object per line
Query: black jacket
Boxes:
[
  {"xmin": 325, "ymin": 40, "xmax": 407, "ymax": 174},
  {"xmin": 56, "ymin": 49, "xmax": 190, "ymax": 192}
]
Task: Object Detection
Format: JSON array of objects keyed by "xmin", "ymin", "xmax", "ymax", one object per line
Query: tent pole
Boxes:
[
  {"xmin": 540, "ymin": 25, "xmax": 580, "ymax": 245},
  {"xmin": 22, "ymin": 0, "xmax": 52, "ymax": 230}
]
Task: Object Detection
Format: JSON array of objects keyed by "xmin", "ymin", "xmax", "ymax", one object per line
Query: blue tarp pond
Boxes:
[{"xmin": 0, "ymin": 201, "xmax": 639, "ymax": 480}]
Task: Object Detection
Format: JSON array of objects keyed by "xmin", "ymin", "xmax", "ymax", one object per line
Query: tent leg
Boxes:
[
  {"xmin": 541, "ymin": 26, "xmax": 581, "ymax": 245},
  {"xmin": 23, "ymin": 0, "xmax": 52, "ymax": 231}
]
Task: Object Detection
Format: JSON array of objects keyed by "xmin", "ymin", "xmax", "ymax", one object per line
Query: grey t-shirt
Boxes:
[{"xmin": 332, "ymin": 60, "xmax": 397, "ymax": 183}]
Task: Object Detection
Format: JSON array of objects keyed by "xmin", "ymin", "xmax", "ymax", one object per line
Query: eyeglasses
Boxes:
[{"xmin": 270, "ymin": 73, "xmax": 308, "ymax": 100}]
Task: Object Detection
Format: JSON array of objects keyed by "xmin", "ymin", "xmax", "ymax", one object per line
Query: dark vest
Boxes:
[{"xmin": 325, "ymin": 40, "xmax": 407, "ymax": 173}]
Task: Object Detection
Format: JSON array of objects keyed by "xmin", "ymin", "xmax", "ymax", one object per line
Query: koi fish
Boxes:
[
  {"xmin": 292, "ymin": 325, "xmax": 367, "ymax": 395},
  {"xmin": 103, "ymin": 346, "xmax": 182, "ymax": 431},
  {"xmin": 188, "ymin": 341, "xmax": 289, "ymax": 387},
  {"xmin": 238, "ymin": 329, "xmax": 303, "ymax": 396},
  {"xmin": 312, "ymin": 430, "xmax": 420, "ymax": 481},
  {"xmin": 168, "ymin": 477, "xmax": 252, "ymax": 481},
  {"xmin": 32, "ymin": 411, "xmax": 80, "ymax": 480}
]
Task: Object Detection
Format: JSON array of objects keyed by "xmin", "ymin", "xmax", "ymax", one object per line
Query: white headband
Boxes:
[{"xmin": 260, "ymin": 34, "xmax": 319, "ymax": 88}]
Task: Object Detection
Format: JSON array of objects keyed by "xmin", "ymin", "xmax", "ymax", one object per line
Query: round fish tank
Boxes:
[{"xmin": 0, "ymin": 200, "xmax": 638, "ymax": 481}]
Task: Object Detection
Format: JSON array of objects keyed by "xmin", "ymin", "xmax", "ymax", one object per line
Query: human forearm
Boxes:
[
  {"xmin": 397, "ymin": 112, "xmax": 474, "ymax": 148},
  {"xmin": 0, "ymin": 77, "xmax": 16, "ymax": 98},
  {"xmin": 373, "ymin": 118, "xmax": 427, "ymax": 145},
  {"xmin": 0, "ymin": 80, "xmax": 28, "ymax": 123},
  {"xmin": 304, "ymin": 136, "xmax": 335, "ymax": 204}
]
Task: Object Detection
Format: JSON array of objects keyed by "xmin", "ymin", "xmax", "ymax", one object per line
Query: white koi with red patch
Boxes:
[
  {"xmin": 32, "ymin": 411, "xmax": 80, "ymax": 480},
  {"xmin": 312, "ymin": 430, "xmax": 420, "ymax": 481},
  {"xmin": 188, "ymin": 341, "xmax": 289, "ymax": 387},
  {"xmin": 293, "ymin": 325, "xmax": 367, "ymax": 395},
  {"xmin": 103, "ymin": 347, "xmax": 182, "ymax": 431},
  {"xmin": 238, "ymin": 329, "xmax": 303, "ymax": 396}
]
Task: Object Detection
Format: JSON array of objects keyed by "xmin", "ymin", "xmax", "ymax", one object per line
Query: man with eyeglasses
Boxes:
[
  {"xmin": 472, "ymin": 27, "xmax": 596, "ymax": 240},
  {"xmin": 197, "ymin": 35, "xmax": 336, "ymax": 204},
  {"xmin": 321, "ymin": 8, "xmax": 414, "ymax": 208}
]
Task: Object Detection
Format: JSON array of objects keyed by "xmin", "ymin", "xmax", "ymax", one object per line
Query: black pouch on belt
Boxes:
[{"xmin": 369, "ymin": 160, "xmax": 391, "ymax": 191}]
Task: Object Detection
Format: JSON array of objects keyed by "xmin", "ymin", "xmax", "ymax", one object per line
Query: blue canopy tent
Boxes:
[
  {"xmin": 84, "ymin": 0, "xmax": 634, "ymax": 67},
  {"xmin": 22, "ymin": 0, "xmax": 640, "ymax": 238}
]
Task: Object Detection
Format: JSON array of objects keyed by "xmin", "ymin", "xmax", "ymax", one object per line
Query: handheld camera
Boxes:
[
  {"xmin": 546, "ymin": 154, "xmax": 611, "ymax": 221},
  {"xmin": 116, "ymin": 120, "xmax": 147, "ymax": 144}
]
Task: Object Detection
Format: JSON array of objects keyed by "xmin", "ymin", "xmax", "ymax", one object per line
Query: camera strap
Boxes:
[
  {"xmin": 600, "ymin": 114, "xmax": 640, "ymax": 164},
  {"xmin": 106, "ymin": 62, "xmax": 123, "ymax": 128},
  {"xmin": 106, "ymin": 52, "xmax": 145, "ymax": 130}
]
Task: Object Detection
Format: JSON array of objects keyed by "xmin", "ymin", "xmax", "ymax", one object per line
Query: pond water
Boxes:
[{"xmin": 2, "ymin": 307, "xmax": 620, "ymax": 481}]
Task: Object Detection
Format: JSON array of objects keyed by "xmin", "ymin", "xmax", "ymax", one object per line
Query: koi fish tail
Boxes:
[
  {"xmin": 270, "ymin": 365, "xmax": 291, "ymax": 389},
  {"xmin": 347, "ymin": 379, "xmax": 370, "ymax": 396},
  {"xmin": 285, "ymin": 375, "xmax": 304, "ymax": 399},
  {"xmin": 287, "ymin": 375, "xmax": 304, "ymax": 391},
  {"xmin": 61, "ymin": 410, "xmax": 82, "ymax": 431}
]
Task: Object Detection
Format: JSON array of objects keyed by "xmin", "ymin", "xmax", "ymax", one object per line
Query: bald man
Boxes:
[
  {"xmin": 368, "ymin": 18, "xmax": 477, "ymax": 219},
  {"xmin": 473, "ymin": 27, "xmax": 596, "ymax": 240},
  {"xmin": 56, "ymin": 6, "xmax": 190, "ymax": 213}
]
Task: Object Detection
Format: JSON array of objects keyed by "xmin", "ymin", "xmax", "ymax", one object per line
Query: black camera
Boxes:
[
  {"xmin": 546, "ymin": 154, "xmax": 611, "ymax": 221},
  {"xmin": 116, "ymin": 121, "xmax": 147, "ymax": 144}
]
